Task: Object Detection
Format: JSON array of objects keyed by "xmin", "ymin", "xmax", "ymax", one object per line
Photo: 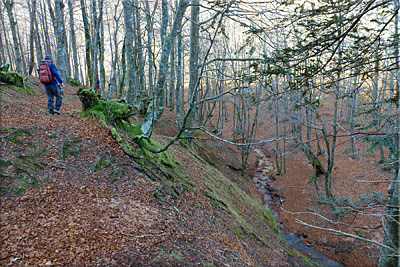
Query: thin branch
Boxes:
[{"xmin": 295, "ymin": 218, "xmax": 396, "ymax": 252}]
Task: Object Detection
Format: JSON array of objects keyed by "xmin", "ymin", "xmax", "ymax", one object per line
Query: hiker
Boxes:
[
  {"xmin": 95, "ymin": 77, "xmax": 100, "ymax": 93},
  {"xmin": 38, "ymin": 55, "xmax": 65, "ymax": 116}
]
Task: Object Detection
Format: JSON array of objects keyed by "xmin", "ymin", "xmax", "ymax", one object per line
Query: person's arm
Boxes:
[{"xmin": 49, "ymin": 63, "xmax": 64, "ymax": 86}]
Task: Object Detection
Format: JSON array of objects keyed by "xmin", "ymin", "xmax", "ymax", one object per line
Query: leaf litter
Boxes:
[{"xmin": 0, "ymin": 79, "xmax": 300, "ymax": 266}]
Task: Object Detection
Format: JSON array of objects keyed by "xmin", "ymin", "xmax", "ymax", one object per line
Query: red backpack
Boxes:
[{"xmin": 38, "ymin": 61, "xmax": 54, "ymax": 84}]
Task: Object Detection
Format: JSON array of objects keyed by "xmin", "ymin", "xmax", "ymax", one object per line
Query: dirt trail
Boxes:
[{"xmin": 1, "ymin": 81, "xmax": 169, "ymax": 265}]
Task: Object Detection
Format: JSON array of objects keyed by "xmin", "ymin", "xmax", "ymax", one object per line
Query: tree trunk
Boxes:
[
  {"xmin": 68, "ymin": 0, "xmax": 79, "ymax": 80},
  {"xmin": 119, "ymin": 41, "xmax": 126, "ymax": 98},
  {"xmin": 185, "ymin": 0, "xmax": 200, "ymax": 138},
  {"xmin": 133, "ymin": 0, "xmax": 146, "ymax": 99},
  {"xmin": 28, "ymin": 0, "xmax": 37, "ymax": 76},
  {"xmin": 1, "ymin": 7, "xmax": 14, "ymax": 67},
  {"xmin": 90, "ymin": 0, "xmax": 104, "ymax": 95},
  {"xmin": 175, "ymin": 22, "xmax": 183, "ymax": 129},
  {"xmin": 33, "ymin": 7, "xmax": 42, "ymax": 67},
  {"xmin": 99, "ymin": 3, "xmax": 105, "ymax": 98},
  {"xmin": 108, "ymin": 0, "xmax": 121, "ymax": 99},
  {"xmin": 0, "ymin": 30, "xmax": 4, "ymax": 65},
  {"xmin": 140, "ymin": 0, "xmax": 189, "ymax": 136},
  {"xmin": 80, "ymin": 0, "xmax": 93, "ymax": 86},
  {"xmin": 144, "ymin": 0, "xmax": 155, "ymax": 95},
  {"xmin": 53, "ymin": 0, "xmax": 68, "ymax": 78},
  {"xmin": 39, "ymin": 0, "xmax": 52, "ymax": 57},
  {"xmin": 3, "ymin": 0, "xmax": 23, "ymax": 73},
  {"xmin": 0, "ymin": 7, "xmax": 5, "ymax": 65},
  {"xmin": 168, "ymin": 37, "xmax": 176, "ymax": 110},
  {"xmin": 91, "ymin": 0, "xmax": 99, "ymax": 91},
  {"xmin": 123, "ymin": 0, "xmax": 135, "ymax": 104},
  {"xmin": 377, "ymin": 5, "xmax": 400, "ymax": 266}
]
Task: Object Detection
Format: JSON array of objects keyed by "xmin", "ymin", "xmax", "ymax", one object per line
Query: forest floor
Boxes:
[
  {"xmin": 1, "ymin": 78, "xmax": 308, "ymax": 266},
  {"xmin": 1, "ymin": 77, "xmax": 391, "ymax": 266}
]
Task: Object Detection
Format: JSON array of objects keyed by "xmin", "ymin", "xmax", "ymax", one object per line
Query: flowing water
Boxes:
[{"xmin": 282, "ymin": 231, "xmax": 344, "ymax": 266}]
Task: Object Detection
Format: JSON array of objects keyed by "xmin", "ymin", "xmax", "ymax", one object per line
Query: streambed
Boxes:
[{"xmin": 252, "ymin": 149, "xmax": 344, "ymax": 267}]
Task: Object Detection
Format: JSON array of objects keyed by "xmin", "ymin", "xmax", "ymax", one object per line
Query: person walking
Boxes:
[{"xmin": 38, "ymin": 55, "xmax": 65, "ymax": 116}]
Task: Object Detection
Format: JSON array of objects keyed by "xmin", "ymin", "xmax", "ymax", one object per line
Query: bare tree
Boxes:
[
  {"xmin": 144, "ymin": 0, "xmax": 156, "ymax": 95},
  {"xmin": 53, "ymin": 0, "xmax": 68, "ymax": 78},
  {"xmin": 123, "ymin": 0, "xmax": 135, "ymax": 103},
  {"xmin": 68, "ymin": 0, "xmax": 79, "ymax": 80},
  {"xmin": 39, "ymin": 0, "xmax": 52, "ymax": 57},
  {"xmin": 107, "ymin": 0, "xmax": 122, "ymax": 99},
  {"xmin": 27, "ymin": 0, "xmax": 37, "ymax": 75},
  {"xmin": 377, "ymin": 2, "xmax": 400, "ymax": 265},
  {"xmin": 133, "ymin": 0, "xmax": 146, "ymax": 100},
  {"xmin": 185, "ymin": 0, "xmax": 200, "ymax": 139},
  {"xmin": 139, "ymin": 0, "xmax": 189, "ymax": 136},
  {"xmin": 80, "ymin": 0, "xmax": 93, "ymax": 86},
  {"xmin": 3, "ymin": 0, "xmax": 23, "ymax": 72}
]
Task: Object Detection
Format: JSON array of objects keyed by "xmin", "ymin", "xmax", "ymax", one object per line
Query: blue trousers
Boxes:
[{"xmin": 45, "ymin": 85, "xmax": 62, "ymax": 114}]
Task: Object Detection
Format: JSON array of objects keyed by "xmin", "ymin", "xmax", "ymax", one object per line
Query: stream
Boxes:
[{"xmin": 252, "ymin": 149, "xmax": 344, "ymax": 267}]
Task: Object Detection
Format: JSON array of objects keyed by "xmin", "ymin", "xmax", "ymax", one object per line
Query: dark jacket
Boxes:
[{"xmin": 40, "ymin": 60, "xmax": 63, "ymax": 88}]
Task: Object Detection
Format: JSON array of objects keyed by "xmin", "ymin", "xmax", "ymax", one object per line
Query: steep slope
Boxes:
[{"xmin": 0, "ymin": 78, "xmax": 311, "ymax": 266}]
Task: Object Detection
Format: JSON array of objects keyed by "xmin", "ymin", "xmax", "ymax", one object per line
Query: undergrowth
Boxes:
[{"xmin": 317, "ymin": 189, "xmax": 385, "ymax": 219}]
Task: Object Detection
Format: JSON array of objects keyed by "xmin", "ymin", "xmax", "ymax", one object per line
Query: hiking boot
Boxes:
[{"xmin": 54, "ymin": 109, "xmax": 61, "ymax": 115}]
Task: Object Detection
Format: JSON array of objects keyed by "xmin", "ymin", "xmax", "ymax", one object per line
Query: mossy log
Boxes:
[
  {"xmin": 77, "ymin": 88, "xmax": 139, "ymax": 122},
  {"xmin": 0, "ymin": 71, "xmax": 24, "ymax": 87},
  {"xmin": 76, "ymin": 88, "xmax": 176, "ymax": 169}
]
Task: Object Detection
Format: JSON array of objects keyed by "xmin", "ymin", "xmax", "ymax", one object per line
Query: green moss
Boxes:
[
  {"xmin": 12, "ymin": 179, "xmax": 31, "ymax": 193},
  {"xmin": 1, "ymin": 186, "xmax": 10, "ymax": 193},
  {"xmin": 4, "ymin": 128, "xmax": 31, "ymax": 139},
  {"xmin": 61, "ymin": 138, "xmax": 82, "ymax": 161},
  {"xmin": 0, "ymin": 158, "xmax": 12, "ymax": 167},
  {"xmin": 110, "ymin": 128, "xmax": 122, "ymax": 142},
  {"xmin": 186, "ymin": 152, "xmax": 278, "ymax": 249},
  {"xmin": 255, "ymin": 252, "xmax": 270, "ymax": 262},
  {"xmin": 152, "ymin": 250, "xmax": 183, "ymax": 263},
  {"xmin": 100, "ymin": 119, "xmax": 107, "ymax": 127},
  {"xmin": 90, "ymin": 156, "xmax": 109, "ymax": 173},
  {"xmin": 0, "ymin": 71, "xmax": 24, "ymax": 87},
  {"xmin": 228, "ymin": 225, "xmax": 245, "ymax": 240},
  {"xmin": 67, "ymin": 78, "xmax": 81, "ymax": 87},
  {"xmin": 10, "ymin": 85, "xmax": 37, "ymax": 95},
  {"xmin": 283, "ymin": 245, "xmax": 316, "ymax": 266},
  {"xmin": 183, "ymin": 148, "xmax": 315, "ymax": 265},
  {"xmin": 0, "ymin": 127, "xmax": 16, "ymax": 132}
]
